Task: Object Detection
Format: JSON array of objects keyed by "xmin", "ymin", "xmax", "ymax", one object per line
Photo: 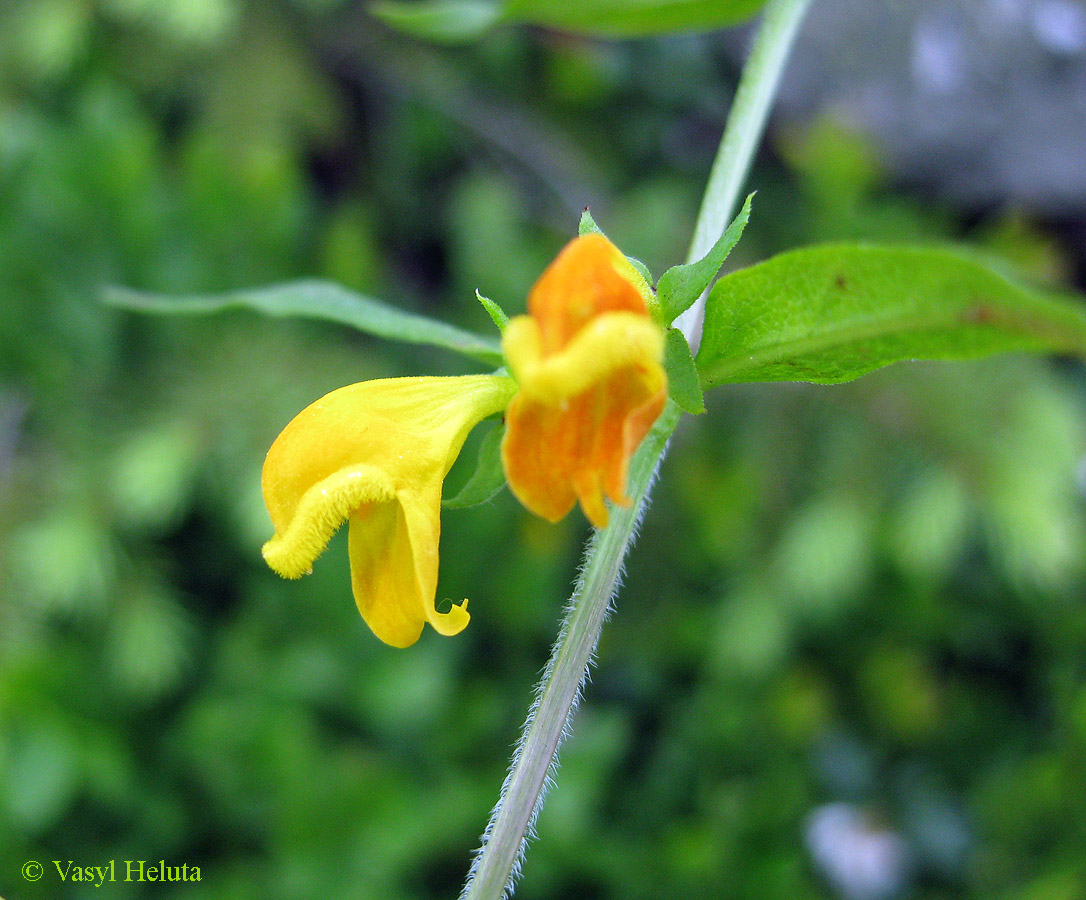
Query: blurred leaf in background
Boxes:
[{"xmin": 371, "ymin": 0, "xmax": 771, "ymax": 43}]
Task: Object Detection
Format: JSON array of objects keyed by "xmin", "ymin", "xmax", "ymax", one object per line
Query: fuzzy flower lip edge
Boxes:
[
  {"xmin": 500, "ymin": 232, "xmax": 668, "ymax": 528},
  {"xmin": 263, "ymin": 461, "xmax": 394, "ymax": 579},
  {"xmin": 261, "ymin": 374, "xmax": 516, "ymax": 648}
]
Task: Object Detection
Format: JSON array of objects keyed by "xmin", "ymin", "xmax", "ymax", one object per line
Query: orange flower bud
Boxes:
[{"xmin": 501, "ymin": 234, "xmax": 667, "ymax": 528}]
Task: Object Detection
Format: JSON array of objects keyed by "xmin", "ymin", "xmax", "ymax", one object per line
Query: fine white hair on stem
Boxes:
[
  {"xmin": 459, "ymin": 4, "xmax": 812, "ymax": 892},
  {"xmin": 459, "ymin": 433, "xmax": 671, "ymax": 900}
]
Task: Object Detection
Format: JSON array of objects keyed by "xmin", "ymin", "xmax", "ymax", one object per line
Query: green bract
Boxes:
[
  {"xmin": 443, "ymin": 423, "xmax": 509, "ymax": 509},
  {"xmin": 476, "ymin": 290, "xmax": 511, "ymax": 333},
  {"xmin": 578, "ymin": 208, "xmax": 603, "ymax": 237},
  {"xmin": 657, "ymin": 192, "xmax": 753, "ymax": 324},
  {"xmin": 663, "ymin": 328, "xmax": 705, "ymax": 415}
]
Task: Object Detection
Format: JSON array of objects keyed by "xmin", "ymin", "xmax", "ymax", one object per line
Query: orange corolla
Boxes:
[{"xmin": 501, "ymin": 233, "xmax": 667, "ymax": 528}]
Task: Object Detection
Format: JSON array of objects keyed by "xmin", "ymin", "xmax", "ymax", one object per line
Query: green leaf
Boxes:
[
  {"xmin": 697, "ymin": 244, "xmax": 1086, "ymax": 387},
  {"xmin": 503, "ymin": 0, "xmax": 769, "ymax": 37},
  {"xmin": 476, "ymin": 289, "xmax": 510, "ymax": 332},
  {"xmin": 443, "ymin": 423, "xmax": 507, "ymax": 508},
  {"xmin": 664, "ymin": 327, "xmax": 705, "ymax": 414},
  {"xmin": 368, "ymin": 0, "xmax": 503, "ymax": 44},
  {"xmin": 657, "ymin": 192, "xmax": 753, "ymax": 324},
  {"xmin": 104, "ymin": 280, "xmax": 504, "ymax": 366},
  {"xmin": 579, "ymin": 208, "xmax": 603, "ymax": 236},
  {"xmin": 374, "ymin": 0, "xmax": 768, "ymax": 41}
]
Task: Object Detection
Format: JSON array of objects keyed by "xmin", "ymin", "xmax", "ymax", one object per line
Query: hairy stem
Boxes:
[
  {"xmin": 460, "ymin": 3, "xmax": 811, "ymax": 897},
  {"xmin": 460, "ymin": 402, "xmax": 681, "ymax": 900}
]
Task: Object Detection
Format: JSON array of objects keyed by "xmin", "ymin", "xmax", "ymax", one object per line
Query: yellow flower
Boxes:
[
  {"xmin": 262, "ymin": 375, "xmax": 516, "ymax": 647},
  {"xmin": 501, "ymin": 233, "xmax": 667, "ymax": 528},
  {"xmin": 261, "ymin": 234, "xmax": 666, "ymax": 645}
]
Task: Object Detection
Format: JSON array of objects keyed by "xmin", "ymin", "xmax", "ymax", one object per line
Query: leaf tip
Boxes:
[
  {"xmin": 476, "ymin": 289, "xmax": 510, "ymax": 333},
  {"xmin": 578, "ymin": 207, "xmax": 602, "ymax": 236}
]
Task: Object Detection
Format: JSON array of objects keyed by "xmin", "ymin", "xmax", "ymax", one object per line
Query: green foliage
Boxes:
[
  {"xmin": 372, "ymin": 0, "xmax": 770, "ymax": 42},
  {"xmin": 503, "ymin": 0, "xmax": 769, "ymax": 36},
  {"xmin": 369, "ymin": 0, "xmax": 504, "ymax": 44},
  {"xmin": 105, "ymin": 282, "xmax": 504, "ymax": 366},
  {"xmin": 443, "ymin": 423, "xmax": 509, "ymax": 508},
  {"xmin": 663, "ymin": 328, "xmax": 705, "ymax": 414},
  {"xmin": 698, "ymin": 244, "xmax": 1086, "ymax": 386},
  {"xmin": 2, "ymin": 4, "xmax": 1086, "ymax": 900},
  {"xmin": 657, "ymin": 192, "xmax": 753, "ymax": 324}
]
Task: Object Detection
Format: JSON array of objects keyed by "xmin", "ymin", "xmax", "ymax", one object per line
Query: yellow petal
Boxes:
[
  {"xmin": 503, "ymin": 311, "xmax": 665, "ymax": 404},
  {"xmin": 347, "ymin": 484, "xmax": 468, "ymax": 648},
  {"xmin": 263, "ymin": 462, "xmax": 395, "ymax": 579},
  {"xmin": 261, "ymin": 374, "xmax": 515, "ymax": 646}
]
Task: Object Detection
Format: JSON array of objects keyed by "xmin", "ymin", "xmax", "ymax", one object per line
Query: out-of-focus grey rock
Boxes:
[{"xmin": 773, "ymin": 0, "xmax": 1086, "ymax": 212}]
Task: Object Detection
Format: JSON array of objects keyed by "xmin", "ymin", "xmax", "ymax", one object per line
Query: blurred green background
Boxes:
[{"xmin": 2, "ymin": 2, "xmax": 1085, "ymax": 899}]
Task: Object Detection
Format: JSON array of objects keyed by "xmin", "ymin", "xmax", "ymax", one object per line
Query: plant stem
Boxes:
[
  {"xmin": 676, "ymin": 0, "xmax": 812, "ymax": 342},
  {"xmin": 460, "ymin": 401, "xmax": 681, "ymax": 900},
  {"xmin": 460, "ymin": 3, "xmax": 811, "ymax": 898}
]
